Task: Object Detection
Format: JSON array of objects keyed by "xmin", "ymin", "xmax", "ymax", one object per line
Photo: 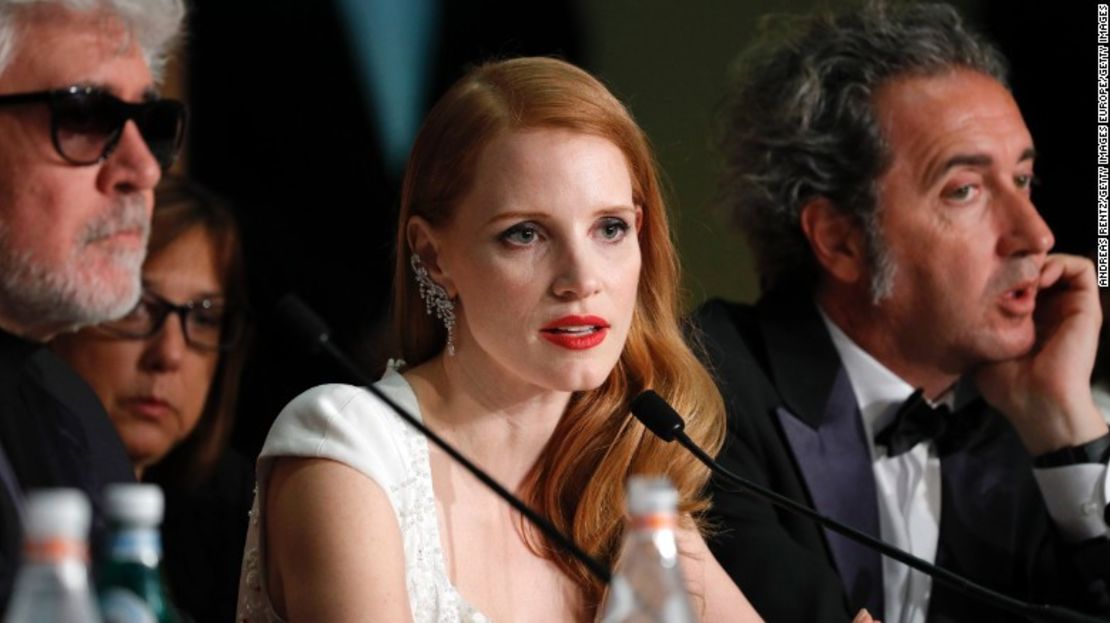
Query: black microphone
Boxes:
[
  {"xmin": 630, "ymin": 390, "xmax": 1108, "ymax": 623},
  {"xmin": 274, "ymin": 295, "xmax": 611, "ymax": 584}
]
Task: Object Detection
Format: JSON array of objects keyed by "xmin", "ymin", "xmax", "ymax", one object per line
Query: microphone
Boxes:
[
  {"xmin": 630, "ymin": 390, "xmax": 1107, "ymax": 623},
  {"xmin": 274, "ymin": 295, "xmax": 611, "ymax": 584}
]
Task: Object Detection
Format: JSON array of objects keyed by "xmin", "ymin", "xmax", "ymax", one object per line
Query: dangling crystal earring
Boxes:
[{"xmin": 410, "ymin": 254, "xmax": 456, "ymax": 356}]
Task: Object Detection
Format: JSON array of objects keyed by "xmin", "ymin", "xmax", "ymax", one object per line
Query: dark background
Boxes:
[{"xmin": 176, "ymin": 1, "xmax": 1099, "ymax": 458}]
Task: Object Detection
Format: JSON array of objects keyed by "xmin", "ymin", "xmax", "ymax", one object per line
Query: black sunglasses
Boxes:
[
  {"xmin": 0, "ymin": 85, "xmax": 186, "ymax": 170},
  {"xmin": 97, "ymin": 289, "xmax": 243, "ymax": 352}
]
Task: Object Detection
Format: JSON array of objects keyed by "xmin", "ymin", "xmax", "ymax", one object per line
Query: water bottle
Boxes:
[
  {"xmin": 96, "ymin": 484, "xmax": 177, "ymax": 623},
  {"xmin": 5, "ymin": 488, "xmax": 103, "ymax": 623},
  {"xmin": 598, "ymin": 476, "xmax": 696, "ymax": 623}
]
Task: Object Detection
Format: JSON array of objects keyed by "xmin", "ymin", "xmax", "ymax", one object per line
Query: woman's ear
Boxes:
[
  {"xmin": 406, "ymin": 216, "xmax": 456, "ymax": 296},
  {"xmin": 799, "ymin": 196, "xmax": 868, "ymax": 286}
]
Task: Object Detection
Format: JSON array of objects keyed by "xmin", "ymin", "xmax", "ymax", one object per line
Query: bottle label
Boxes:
[
  {"xmin": 630, "ymin": 512, "xmax": 677, "ymax": 531},
  {"xmin": 23, "ymin": 537, "xmax": 87, "ymax": 563},
  {"xmin": 101, "ymin": 587, "xmax": 157, "ymax": 623},
  {"xmin": 108, "ymin": 529, "xmax": 162, "ymax": 561}
]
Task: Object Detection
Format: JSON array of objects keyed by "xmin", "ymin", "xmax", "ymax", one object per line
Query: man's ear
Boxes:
[
  {"xmin": 406, "ymin": 216, "xmax": 456, "ymax": 296},
  {"xmin": 799, "ymin": 197, "xmax": 868, "ymax": 285}
]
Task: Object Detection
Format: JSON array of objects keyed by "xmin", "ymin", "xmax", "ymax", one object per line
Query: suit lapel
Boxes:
[
  {"xmin": 759, "ymin": 292, "xmax": 884, "ymax": 616},
  {"xmin": 929, "ymin": 408, "xmax": 1027, "ymax": 619}
]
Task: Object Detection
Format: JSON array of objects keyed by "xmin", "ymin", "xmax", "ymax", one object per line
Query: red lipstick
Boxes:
[{"xmin": 540, "ymin": 315, "xmax": 610, "ymax": 350}]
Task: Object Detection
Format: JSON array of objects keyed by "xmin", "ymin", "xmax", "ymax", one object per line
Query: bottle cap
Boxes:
[
  {"xmin": 104, "ymin": 483, "xmax": 164, "ymax": 527},
  {"xmin": 625, "ymin": 475, "xmax": 678, "ymax": 516},
  {"xmin": 23, "ymin": 488, "xmax": 90, "ymax": 542}
]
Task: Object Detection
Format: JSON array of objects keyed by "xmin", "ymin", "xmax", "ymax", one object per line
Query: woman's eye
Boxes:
[
  {"xmin": 192, "ymin": 307, "xmax": 225, "ymax": 329},
  {"xmin": 597, "ymin": 217, "xmax": 631, "ymax": 241},
  {"xmin": 499, "ymin": 222, "xmax": 542, "ymax": 246}
]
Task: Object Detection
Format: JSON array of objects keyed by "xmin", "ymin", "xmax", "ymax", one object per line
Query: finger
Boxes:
[
  {"xmin": 1040, "ymin": 254, "xmax": 1097, "ymax": 292},
  {"xmin": 1039, "ymin": 257, "xmax": 1064, "ymax": 289}
]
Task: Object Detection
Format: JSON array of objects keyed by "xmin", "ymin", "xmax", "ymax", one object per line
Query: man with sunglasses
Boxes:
[{"xmin": 0, "ymin": 0, "xmax": 186, "ymax": 608}]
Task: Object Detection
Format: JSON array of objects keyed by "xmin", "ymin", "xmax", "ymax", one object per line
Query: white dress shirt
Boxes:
[{"xmin": 819, "ymin": 310, "xmax": 1110, "ymax": 623}]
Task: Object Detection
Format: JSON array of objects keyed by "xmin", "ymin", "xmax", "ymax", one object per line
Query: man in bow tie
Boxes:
[{"xmin": 694, "ymin": 3, "xmax": 1110, "ymax": 622}]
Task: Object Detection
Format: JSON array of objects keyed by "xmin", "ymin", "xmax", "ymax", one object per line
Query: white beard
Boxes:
[{"xmin": 0, "ymin": 193, "xmax": 150, "ymax": 333}]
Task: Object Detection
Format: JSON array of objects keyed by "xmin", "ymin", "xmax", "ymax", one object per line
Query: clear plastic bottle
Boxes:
[
  {"xmin": 4, "ymin": 488, "xmax": 103, "ymax": 623},
  {"xmin": 96, "ymin": 484, "xmax": 177, "ymax": 623},
  {"xmin": 598, "ymin": 476, "xmax": 696, "ymax": 623}
]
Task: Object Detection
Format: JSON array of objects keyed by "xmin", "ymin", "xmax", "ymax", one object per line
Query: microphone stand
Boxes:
[
  {"xmin": 275, "ymin": 295, "xmax": 611, "ymax": 585},
  {"xmin": 631, "ymin": 390, "xmax": 1108, "ymax": 623}
]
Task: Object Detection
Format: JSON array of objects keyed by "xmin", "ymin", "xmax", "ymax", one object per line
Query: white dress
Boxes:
[{"xmin": 236, "ymin": 366, "xmax": 491, "ymax": 622}]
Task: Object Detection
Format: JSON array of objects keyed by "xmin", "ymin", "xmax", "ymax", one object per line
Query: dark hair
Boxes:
[
  {"xmin": 720, "ymin": 1, "xmax": 1008, "ymax": 293},
  {"xmin": 147, "ymin": 175, "xmax": 249, "ymax": 489}
]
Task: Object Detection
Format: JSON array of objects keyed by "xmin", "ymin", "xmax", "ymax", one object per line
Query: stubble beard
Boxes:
[{"xmin": 0, "ymin": 194, "xmax": 150, "ymax": 334}]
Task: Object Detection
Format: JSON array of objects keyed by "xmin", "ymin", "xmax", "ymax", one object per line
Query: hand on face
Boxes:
[{"xmin": 974, "ymin": 253, "xmax": 1106, "ymax": 454}]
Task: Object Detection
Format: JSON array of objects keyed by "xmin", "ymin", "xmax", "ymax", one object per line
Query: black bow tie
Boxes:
[{"xmin": 874, "ymin": 389, "xmax": 983, "ymax": 457}]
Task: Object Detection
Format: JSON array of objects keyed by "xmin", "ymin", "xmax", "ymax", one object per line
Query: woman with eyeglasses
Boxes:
[{"xmin": 50, "ymin": 175, "xmax": 252, "ymax": 623}]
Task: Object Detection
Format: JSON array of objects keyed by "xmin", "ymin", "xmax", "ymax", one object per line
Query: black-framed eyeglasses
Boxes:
[
  {"xmin": 98, "ymin": 289, "xmax": 243, "ymax": 352},
  {"xmin": 0, "ymin": 86, "xmax": 186, "ymax": 170}
]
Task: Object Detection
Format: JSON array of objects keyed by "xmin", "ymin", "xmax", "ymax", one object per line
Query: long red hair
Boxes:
[{"xmin": 391, "ymin": 57, "xmax": 725, "ymax": 614}]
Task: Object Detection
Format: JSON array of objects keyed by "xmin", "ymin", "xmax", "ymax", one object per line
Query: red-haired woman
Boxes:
[{"xmin": 238, "ymin": 57, "xmax": 763, "ymax": 623}]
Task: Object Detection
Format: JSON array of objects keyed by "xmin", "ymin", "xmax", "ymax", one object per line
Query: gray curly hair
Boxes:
[
  {"xmin": 720, "ymin": 2, "xmax": 1008, "ymax": 298},
  {"xmin": 0, "ymin": 0, "xmax": 186, "ymax": 83}
]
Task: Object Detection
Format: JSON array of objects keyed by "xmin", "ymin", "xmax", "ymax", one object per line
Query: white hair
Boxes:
[{"xmin": 0, "ymin": 0, "xmax": 186, "ymax": 82}]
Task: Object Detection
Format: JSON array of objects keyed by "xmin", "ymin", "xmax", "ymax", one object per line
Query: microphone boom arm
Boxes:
[
  {"xmin": 320, "ymin": 339, "xmax": 612, "ymax": 585},
  {"xmin": 672, "ymin": 429, "xmax": 1102, "ymax": 623},
  {"xmin": 276, "ymin": 295, "xmax": 612, "ymax": 584},
  {"xmin": 629, "ymin": 388, "xmax": 1106, "ymax": 623}
]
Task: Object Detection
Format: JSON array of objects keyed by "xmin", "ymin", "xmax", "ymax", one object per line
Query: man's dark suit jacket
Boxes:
[
  {"xmin": 0, "ymin": 328, "xmax": 134, "ymax": 610},
  {"xmin": 692, "ymin": 289, "xmax": 1110, "ymax": 622}
]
